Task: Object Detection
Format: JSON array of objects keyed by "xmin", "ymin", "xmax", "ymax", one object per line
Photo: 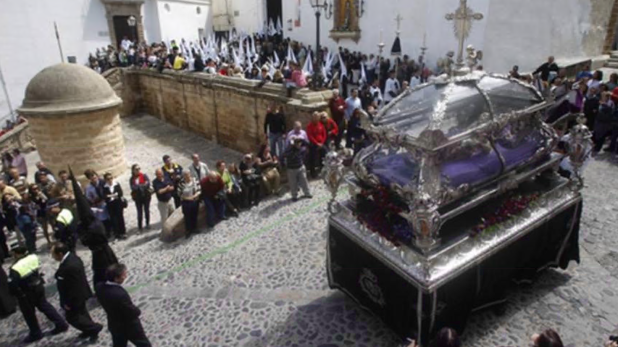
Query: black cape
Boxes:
[{"xmin": 0, "ymin": 265, "xmax": 16, "ymax": 318}]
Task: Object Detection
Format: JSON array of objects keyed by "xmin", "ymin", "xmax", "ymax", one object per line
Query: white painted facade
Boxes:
[
  {"xmin": 212, "ymin": 0, "xmax": 266, "ymax": 34},
  {"xmin": 224, "ymin": 0, "xmax": 612, "ymax": 74},
  {"xmin": 148, "ymin": 0, "xmax": 212, "ymax": 43},
  {"xmin": 0, "ymin": 0, "xmax": 213, "ymax": 119}
]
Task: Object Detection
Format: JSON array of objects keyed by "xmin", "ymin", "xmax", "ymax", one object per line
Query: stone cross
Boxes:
[
  {"xmin": 395, "ymin": 14, "xmax": 403, "ymax": 34},
  {"xmin": 445, "ymin": 0, "xmax": 483, "ymax": 69}
]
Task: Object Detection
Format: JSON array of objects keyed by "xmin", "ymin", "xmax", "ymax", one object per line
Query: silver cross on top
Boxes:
[
  {"xmin": 445, "ymin": 0, "xmax": 483, "ymax": 70},
  {"xmin": 395, "ymin": 14, "xmax": 403, "ymax": 34}
]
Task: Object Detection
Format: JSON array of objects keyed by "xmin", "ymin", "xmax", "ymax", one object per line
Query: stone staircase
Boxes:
[{"xmin": 604, "ymin": 51, "xmax": 618, "ymax": 69}]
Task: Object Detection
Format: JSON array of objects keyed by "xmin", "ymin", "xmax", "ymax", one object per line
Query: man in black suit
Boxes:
[
  {"xmin": 96, "ymin": 264, "xmax": 151, "ymax": 347},
  {"xmin": 51, "ymin": 243, "xmax": 103, "ymax": 343}
]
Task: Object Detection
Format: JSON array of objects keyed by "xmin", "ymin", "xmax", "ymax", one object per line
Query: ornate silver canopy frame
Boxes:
[{"xmin": 322, "ymin": 0, "xmax": 591, "ymax": 255}]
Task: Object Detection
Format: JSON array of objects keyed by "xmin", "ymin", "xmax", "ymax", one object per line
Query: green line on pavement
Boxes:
[{"xmin": 126, "ymin": 192, "xmax": 343, "ymax": 293}]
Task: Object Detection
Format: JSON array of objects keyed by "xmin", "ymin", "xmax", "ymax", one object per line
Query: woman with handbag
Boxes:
[
  {"xmin": 129, "ymin": 164, "xmax": 152, "ymax": 231},
  {"xmin": 180, "ymin": 171, "xmax": 201, "ymax": 237},
  {"xmin": 103, "ymin": 172, "xmax": 127, "ymax": 240}
]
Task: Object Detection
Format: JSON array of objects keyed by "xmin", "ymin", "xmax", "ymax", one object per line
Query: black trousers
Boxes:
[
  {"xmin": 111, "ymin": 322, "xmax": 152, "ymax": 347},
  {"xmin": 334, "ymin": 119, "xmax": 346, "ymax": 149},
  {"xmin": 181, "ymin": 200, "xmax": 199, "ymax": 234},
  {"xmin": 66, "ymin": 302, "xmax": 101, "ymax": 335},
  {"xmin": 18, "ymin": 285, "xmax": 67, "ymax": 336},
  {"xmin": 93, "ymin": 268, "xmax": 106, "ymax": 287},
  {"xmin": 108, "ymin": 201, "xmax": 126, "ymax": 237},
  {"xmin": 242, "ymin": 180, "xmax": 260, "ymax": 206},
  {"xmin": 134, "ymin": 199, "xmax": 150, "ymax": 229},
  {"xmin": 308, "ymin": 143, "xmax": 326, "ymax": 177},
  {"xmin": 0, "ymin": 225, "xmax": 9, "ymax": 260}
]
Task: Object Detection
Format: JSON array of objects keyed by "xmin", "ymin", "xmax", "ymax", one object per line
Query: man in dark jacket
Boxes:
[
  {"xmin": 284, "ymin": 137, "xmax": 312, "ymax": 202},
  {"xmin": 52, "ymin": 243, "xmax": 103, "ymax": 342},
  {"xmin": 533, "ymin": 56, "xmax": 559, "ymax": 82},
  {"xmin": 8, "ymin": 246, "xmax": 68, "ymax": 343},
  {"xmin": 96, "ymin": 264, "xmax": 151, "ymax": 347}
]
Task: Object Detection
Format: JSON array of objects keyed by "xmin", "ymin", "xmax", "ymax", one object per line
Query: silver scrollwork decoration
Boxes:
[{"xmin": 323, "ymin": 144, "xmax": 354, "ymax": 214}]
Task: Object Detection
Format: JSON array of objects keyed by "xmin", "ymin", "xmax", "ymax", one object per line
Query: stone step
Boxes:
[{"xmin": 605, "ymin": 62, "xmax": 618, "ymax": 69}]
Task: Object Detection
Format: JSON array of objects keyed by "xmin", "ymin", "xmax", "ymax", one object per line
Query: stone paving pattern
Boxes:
[{"xmin": 0, "ymin": 114, "xmax": 617, "ymax": 347}]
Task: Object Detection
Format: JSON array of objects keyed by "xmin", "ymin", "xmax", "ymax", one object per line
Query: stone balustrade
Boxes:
[
  {"xmin": 0, "ymin": 121, "xmax": 35, "ymax": 154},
  {"xmin": 120, "ymin": 68, "xmax": 333, "ymax": 154}
]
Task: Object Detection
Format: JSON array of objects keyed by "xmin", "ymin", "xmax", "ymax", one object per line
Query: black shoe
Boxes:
[
  {"xmin": 88, "ymin": 333, "xmax": 100, "ymax": 344},
  {"xmin": 116, "ymin": 235, "xmax": 127, "ymax": 240},
  {"xmin": 303, "ymin": 194, "xmax": 313, "ymax": 199},
  {"xmin": 50, "ymin": 325, "xmax": 69, "ymax": 335},
  {"xmin": 78, "ymin": 332, "xmax": 90, "ymax": 339},
  {"xmin": 220, "ymin": 216, "xmax": 229, "ymax": 221},
  {"xmin": 292, "ymin": 196, "xmax": 299, "ymax": 202},
  {"xmin": 23, "ymin": 334, "xmax": 43, "ymax": 344}
]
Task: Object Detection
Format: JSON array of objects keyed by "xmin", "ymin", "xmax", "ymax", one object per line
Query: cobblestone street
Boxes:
[{"xmin": 1, "ymin": 114, "xmax": 617, "ymax": 347}]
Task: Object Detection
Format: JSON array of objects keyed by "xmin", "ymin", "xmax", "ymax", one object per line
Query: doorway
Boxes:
[
  {"xmin": 266, "ymin": 0, "xmax": 282, "ymax": 27},
  {"xmin": 112, "ymin": 16, "xmax": 138, "ymax": 48}
]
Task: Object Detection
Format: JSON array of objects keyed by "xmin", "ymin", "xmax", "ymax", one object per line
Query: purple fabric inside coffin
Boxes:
[{"xmin": 368, "ymin": 138, "xmax": 542, "ymax": 188}]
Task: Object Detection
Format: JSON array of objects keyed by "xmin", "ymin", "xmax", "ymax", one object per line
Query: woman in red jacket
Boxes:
[
  {"xmin": 306, "ymin": 112, "xmax": 327, "ymax": 178},
  {"xmin": 320, "ymin": 112, "xmax": 339, "ymax": 149}
]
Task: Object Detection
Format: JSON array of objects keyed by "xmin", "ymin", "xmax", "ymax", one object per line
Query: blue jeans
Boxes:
[
  {"xmin": 268, "ymin": 133, "xmax": 286, "ymax": 158},
  {"xmin": 203, "ymin": 196, "xmax": 225, "ymax": 227}
]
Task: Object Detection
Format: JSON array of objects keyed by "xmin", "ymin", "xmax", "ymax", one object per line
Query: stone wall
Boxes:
[
  {"xmin": 26, "ymin": 108, "xmax": 126, "ymax": 182},
  {"xmin": 0, "ymin": 121, "xmax": 35, "ymax": 154},
  {"xmin": 121, "ymin": 69, "xmax": 332, "ymax": 154}
]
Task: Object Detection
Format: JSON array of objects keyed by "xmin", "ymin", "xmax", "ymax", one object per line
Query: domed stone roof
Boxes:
[{"xmin": 18, "ymin": 63, "xmax": 122, "ymax": 115}]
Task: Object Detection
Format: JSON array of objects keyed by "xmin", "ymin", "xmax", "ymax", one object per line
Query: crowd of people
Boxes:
[
  {"xmin": 88, "ymin": 28, "xmax": 432, "ymax": 101},
  {"xmin": 0, "ymin": 150, "xmax": 149, "ymax": 344},
  {"xmin": 518, "ymin": 56, "xmax": 618, "ymax": 159}
]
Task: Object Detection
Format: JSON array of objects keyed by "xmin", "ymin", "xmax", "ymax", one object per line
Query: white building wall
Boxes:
[
  {"xmin": 143, "ymin": 0, "xmax": 163, "ymax": 43},
  {"xmin": 280, "ymin": 0, "xmax": 611, "ymax": 74},
  {"xmin": 0, "ymin": 0, "xmax": 110, "ymax": 118},
  {"xmin": 156, "ymin": 0, "xmax": 212, "ymax": 42},
  {"xmin": 483, "ymin": 0, "xmax": 614, "ymax": 73},
  {"xmin": 229, "ymin": 0, "xmax": 266, "ymax": 34}
]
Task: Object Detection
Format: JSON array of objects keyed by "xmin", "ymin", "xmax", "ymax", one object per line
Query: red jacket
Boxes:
[
  {"xmin": 200, "ymin": 176, "xmax": 224, "ymax": 199},
  {"xmin": 306, "ymin": 121, "xmax": 327, "ymax": 145},
  {"xmin": 322, "ymin": 118, "xmax": 339, "ymax": 137},
  {"xmin": 329, "ymin": 96, "xmax": 346, "ymax": 124}
]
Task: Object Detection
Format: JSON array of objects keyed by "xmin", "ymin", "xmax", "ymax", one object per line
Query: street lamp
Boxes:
[
  {"xmin": 309, "ymin": 0, "xmax": 333, "ymax": 90},
  {"xmin": 127, "ymin": 15, "xmax": 137, "ymax": 27},
  {"xmin": 127, "ymin": 15, "xmax": 137, "ymax": 43}
]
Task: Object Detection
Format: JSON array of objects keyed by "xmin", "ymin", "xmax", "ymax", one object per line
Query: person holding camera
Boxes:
[
  {"xmin": 239, "ymin": 154, "xmax": 261, "ymax": 207},
  {"xmin": 199, "ymin": 171, "xmax": 227, "ymax": 229}
]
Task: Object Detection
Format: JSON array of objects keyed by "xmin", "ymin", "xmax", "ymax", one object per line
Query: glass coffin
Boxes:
[{"xmin": 352, "ymin": 72, "xmax": 558, "ymax": 252}]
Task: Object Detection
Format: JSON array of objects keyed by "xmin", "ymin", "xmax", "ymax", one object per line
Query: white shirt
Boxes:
[
  {"xmin": 410, "ymin": 76, "xmax": 421, "ymax": 88},
  {"xmin": 189, "ymin": 162, "xmax": 210, "ymax": 180},
  {"xmin": 369, "ymin": 86, "xmax": 383, "ymax": 107},
  {"xmin": 384, "ymin": 78, "xmax": 400, "ymax": 102},
  {"xmin": 344, "ymin": 97, "xmax": 362, "ymax": 121},
  {"xmin": 121, "ymin": 39, "xmax": 132, "ymax": 52},
  {"xmin": 60, "ymin": 252, "xmax": 70, "ymax": 265}
]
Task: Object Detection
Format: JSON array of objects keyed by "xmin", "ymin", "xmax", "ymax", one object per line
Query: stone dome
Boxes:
[{"xmin": 18, "ymin": 63, "xmax": 122, "ymax": 115}]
